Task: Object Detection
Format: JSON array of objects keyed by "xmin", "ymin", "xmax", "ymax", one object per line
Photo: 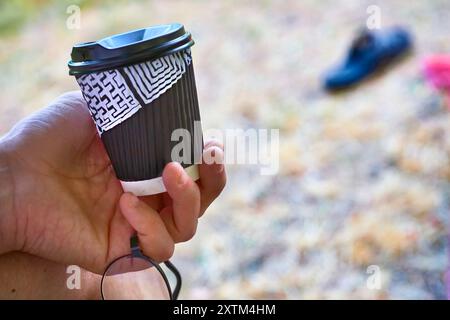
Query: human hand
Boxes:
[{"xmin": 0, "ymin": 91, "xmax": 226, "ymax": 274}]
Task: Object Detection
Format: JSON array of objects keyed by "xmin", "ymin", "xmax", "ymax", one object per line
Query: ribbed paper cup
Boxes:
[{"xmin": 68, "ymin": 24, "xmax": 202, "ymax": 195}]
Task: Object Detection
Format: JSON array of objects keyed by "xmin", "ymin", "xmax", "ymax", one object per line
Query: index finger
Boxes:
[{"xmin": 160, "ymin": 162, "xmax": 201, "ymax": 243}]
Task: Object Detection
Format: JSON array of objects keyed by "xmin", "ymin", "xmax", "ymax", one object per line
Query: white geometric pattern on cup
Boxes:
[
  {"xmin": 123, "ymin": 49, "xmax": 192, "ymax": 105},
  {"xmin": 77, "ymin": 69, "xmax": 142, "ymax": 134}
]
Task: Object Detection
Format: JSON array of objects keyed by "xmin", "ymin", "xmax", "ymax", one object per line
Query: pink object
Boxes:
[
  {"xmin": 423, "ymin": 55, "xmax": 450, "ymax": 110},
  {"xmin": 423, "ymin": 55, "xmax": 450, "ymax": 91}
]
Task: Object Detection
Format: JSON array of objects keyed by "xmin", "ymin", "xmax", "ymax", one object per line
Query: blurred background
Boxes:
[{"xmin": 1, "ymin": 0, "xmax": 449, "ymax": 299}]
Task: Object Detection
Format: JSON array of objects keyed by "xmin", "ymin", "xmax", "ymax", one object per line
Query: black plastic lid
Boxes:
[{"xmin": 68, "ymin": 23, "xmax": 194, "ymax": 75}]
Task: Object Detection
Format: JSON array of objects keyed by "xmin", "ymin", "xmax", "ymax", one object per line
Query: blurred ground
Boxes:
[{"xmin": 0, "ymin": 0, "xmax": 449, "ymax": 299}]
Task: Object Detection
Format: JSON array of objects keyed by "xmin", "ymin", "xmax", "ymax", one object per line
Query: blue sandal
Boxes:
[{"xmin": 322, "ymin": 26, "xmax": 412, "ymax": 91}]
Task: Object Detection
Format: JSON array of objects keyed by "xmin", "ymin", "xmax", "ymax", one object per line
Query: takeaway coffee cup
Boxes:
[{"xmin": 68, "ymin": 23, "xmax": 203, "ymax": 195}]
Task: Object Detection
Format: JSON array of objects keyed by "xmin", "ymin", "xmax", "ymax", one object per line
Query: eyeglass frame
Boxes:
[{"xmin": 100, "ymin": 235, "xmax": 182, "ymax": 300}]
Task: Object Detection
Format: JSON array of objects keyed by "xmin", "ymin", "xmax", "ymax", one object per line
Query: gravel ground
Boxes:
[{"xmin": 0, "ymin": 0, "xmax": 449, "ymax": 299}]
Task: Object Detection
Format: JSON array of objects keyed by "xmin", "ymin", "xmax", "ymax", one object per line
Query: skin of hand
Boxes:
[{"xmin": 0, "ymin": 91, "xmax": 226, "ymax": 275}]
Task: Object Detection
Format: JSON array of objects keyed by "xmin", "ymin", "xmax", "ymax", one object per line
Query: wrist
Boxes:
[{"xmin": 0, "ymin": 138, "xmax": 17, "ymax": 254}]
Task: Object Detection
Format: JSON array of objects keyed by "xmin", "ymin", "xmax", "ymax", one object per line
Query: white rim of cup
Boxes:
[{"xmin": 119, "ymin": 164, "xmax": 199, "ymax": 196}]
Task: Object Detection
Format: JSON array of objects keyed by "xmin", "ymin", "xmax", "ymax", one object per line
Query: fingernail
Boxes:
[
  {"xmin": 211, "ymin": 147, "xmax": 224, "ymax": 169},
  {"xmin": 176, "ymin": 167, "xmax": 187, "ymax": 187}
]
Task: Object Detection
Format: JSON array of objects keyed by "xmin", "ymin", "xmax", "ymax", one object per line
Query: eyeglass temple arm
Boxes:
[
  {"xmin": 164, "ymin": 260, "xmax": 182, "ymax": 300},
  {"xmin": 131, "ymin": 234, "xmax": 182, "ymax": 300}
]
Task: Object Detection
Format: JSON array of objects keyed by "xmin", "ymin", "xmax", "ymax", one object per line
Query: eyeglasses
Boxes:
[{"xmin": 101, "ymin": 235, "xmax": 181, "ymax": 300}]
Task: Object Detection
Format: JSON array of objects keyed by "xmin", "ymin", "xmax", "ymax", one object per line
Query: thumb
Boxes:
[{"xmin": 119, "ymin": 192, "xmax": 175, "ymax": 262}]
